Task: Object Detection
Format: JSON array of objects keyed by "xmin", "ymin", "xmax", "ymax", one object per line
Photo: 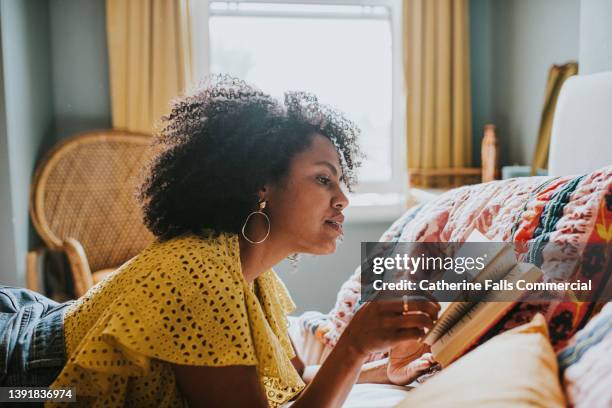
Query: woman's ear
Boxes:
[{"xmin": 257, "ymin": 185, "xmax": 268, "ymax": 203}]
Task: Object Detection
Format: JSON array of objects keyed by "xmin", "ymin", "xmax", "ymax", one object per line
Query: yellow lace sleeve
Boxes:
[
  {"xmin": 255, "ymin": 270, "xmax": 297, "ymax": 360},
  {"xmin": 268, "ymin": 269, "xmax": 297, "ymax": 315},
  {"xmin": 102, "ymin": 253, "xmax": 259, "ymax": 367},
  {"xmin": 50, "ymin": 234, "xmax": 304, "ymax": 407},
  {"xmin": 50, "ymin": 236, "xmax": 258, "ymax": 399}
]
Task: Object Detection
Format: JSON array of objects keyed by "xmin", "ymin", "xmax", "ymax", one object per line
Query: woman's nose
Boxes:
[{"xmin": 333, "ymin": 187, "xmax": 349, "ymax": 210}]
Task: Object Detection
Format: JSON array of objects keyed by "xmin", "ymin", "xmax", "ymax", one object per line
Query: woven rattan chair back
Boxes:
[{"xmin": 30, "ymin": 130, "xmax": 155, "ymax": 273}]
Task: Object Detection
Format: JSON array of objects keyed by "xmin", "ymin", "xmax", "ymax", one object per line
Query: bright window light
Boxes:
[{"xmin": 208, "ymin": 2, "xmax": 393, "ymax": 183}]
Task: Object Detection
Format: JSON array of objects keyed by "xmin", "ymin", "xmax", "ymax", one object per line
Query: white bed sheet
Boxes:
[
  {"xmin": 287, "ymin": 316, "xmax": 415, "ymax": 407},
  {"xmin": 281, "ymin": 384, "xmax": 412, "ymax": 408}
]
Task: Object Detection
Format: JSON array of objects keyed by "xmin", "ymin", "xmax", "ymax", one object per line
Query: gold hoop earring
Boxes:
[{"xmin": 241, "ymin": 201, "xmax": 270, "ymax": 244}]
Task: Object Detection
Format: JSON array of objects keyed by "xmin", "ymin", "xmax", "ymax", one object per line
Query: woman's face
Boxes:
[{"xmin": 265, "ymin": 134, "xmax": 349, "ymax": 254}]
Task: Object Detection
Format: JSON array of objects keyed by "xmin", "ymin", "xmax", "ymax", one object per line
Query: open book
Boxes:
[{"xmin": 422, "ymin": 229, "xmax": 542, "ymax": 367}]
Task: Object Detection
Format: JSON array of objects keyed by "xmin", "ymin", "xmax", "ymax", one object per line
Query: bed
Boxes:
[{"xmin": 287, "ymin": 70, "xmax": 612, "ymax": 407}]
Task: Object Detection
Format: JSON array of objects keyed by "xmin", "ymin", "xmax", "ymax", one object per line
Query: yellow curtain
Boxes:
[
  {"xmin": 404, "ymin": 0, "xmax": 472, "ymax": 188},
  {"xmin": 106, "ymin": 0, "xmax": 193, "ymax": 134},
  {"xmin": 531, "ymin": 62, "xmax": 578, "ymax": 175}
]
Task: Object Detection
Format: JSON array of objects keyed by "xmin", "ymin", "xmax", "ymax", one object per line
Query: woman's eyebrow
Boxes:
[{"xmin": 314, "ymin": 160, "xmax": 340, "ymax": 176}]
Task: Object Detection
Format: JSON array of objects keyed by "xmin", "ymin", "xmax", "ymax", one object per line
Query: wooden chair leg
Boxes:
[
  {"xmin": 63, "ymin": 238, "xmax": 94, "ymax": 298},
  {"xmin": 26, "ymin": 248, "xmax": 45, "ymax": 293}
]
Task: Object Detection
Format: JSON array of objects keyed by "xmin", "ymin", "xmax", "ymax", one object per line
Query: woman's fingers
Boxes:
[
  {"xmin": 376, "ymin": 299, "xmax": 439, "ymax": 321},
  {"xmin": 380, "ymin": 312, "xmax": 434, "ymax": 334},
  {"xmin": 349, "ymin": 298, "xmax": 440, "ymax": 354},
  {"xmin": 421, "ymin": 352, "xmax": 435, "ymax": 364},
  {"xmin": 394, "ymin": 328, "xmax": 425, "ymax": 340},
  {"xmin": 392, "ymin": 312, "xmax": 435, "ymax": 331},
  {"xmin": 409, "ymin": 300, "xmax": 440, "ymax": 320}
]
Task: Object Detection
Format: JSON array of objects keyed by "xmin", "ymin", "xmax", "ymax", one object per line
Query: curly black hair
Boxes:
[{"xmin": 137, "ymin": 75, "xmax": 363, "ymax": 240}]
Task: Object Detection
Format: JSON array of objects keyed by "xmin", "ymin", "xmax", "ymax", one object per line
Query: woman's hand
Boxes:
[
  {"xmin": 340, "ymin": 298, "xmax": 439, "ymax": 358},
  {"xmin": 387, "ymin": 340, "xmax": 436, "ymax": 385},
  {"xmin": 290, "ymin": 298, "xmax": 439, "ymax": 408}
]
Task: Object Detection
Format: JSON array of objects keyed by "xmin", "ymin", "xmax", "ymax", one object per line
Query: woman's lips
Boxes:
[{"xmin": 324, "ymin": 220, "xmax": 343, "ymax": 234}]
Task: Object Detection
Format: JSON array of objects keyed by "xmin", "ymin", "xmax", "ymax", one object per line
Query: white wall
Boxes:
[
  {"xmin": 0, "ymin": 0, "xmax": 113, "ymax": 285},
  {"xmin": 470, "ymin": 0, "xmax": 493, "ymax": 167},
  {"xmin": 579, "ymin": 0, "xmax": 612, "ymax": 74},
  {"xmin": 276, "ymin": 221, "xmax": 389, "ymax": 314},
  {"xmin": 0, "ymin": 35, "xmax": 17, "ymax": 282},
  {"xmin": 50, "ymin": 0, "xmax": 111, "ymax": 139},
  {"xmin": 471, "ymin": 0, "xmax": 581, "ymax": 166},
  {"xmin": 0, "ymin": 0, "xmax": 55, "ymax": 285}
]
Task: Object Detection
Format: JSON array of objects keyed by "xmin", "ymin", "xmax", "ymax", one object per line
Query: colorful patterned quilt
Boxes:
[{"xmin": 300, "ymin": 165, "xmax": 612, "ymax": 359}]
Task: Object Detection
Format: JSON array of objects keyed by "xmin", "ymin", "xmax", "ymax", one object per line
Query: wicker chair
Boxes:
[{"xmin": 27, "ymin": 130, "xmax": 155, "ymax": 298}]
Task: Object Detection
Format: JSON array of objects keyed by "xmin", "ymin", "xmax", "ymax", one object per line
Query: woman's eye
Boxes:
[{"xmin": 317, "ymin": 176, "xmax": 331, "ymax": 185}]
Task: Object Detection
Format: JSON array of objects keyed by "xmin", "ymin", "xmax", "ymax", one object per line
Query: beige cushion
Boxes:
[{"xmin": 395, "ymin": 314, "xmax": 566, "ymax": 408}]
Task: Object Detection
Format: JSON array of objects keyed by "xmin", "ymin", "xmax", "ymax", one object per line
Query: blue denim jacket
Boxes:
[{"xmin": 0, "ymin": 286, "xmax": 70, "ymax": 387}]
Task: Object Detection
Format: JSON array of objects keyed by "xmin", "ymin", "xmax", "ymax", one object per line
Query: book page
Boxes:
[
  {"xmin": 424, "ymin": 301, "xmax": 472, "ymax": 345},
  {"xmin": 431, "ymin": 263, "xmax": 543, "ymax": 366},
  {"xmin": 424, "ymin": 229, "xmax": 516, "ymax": 344}
]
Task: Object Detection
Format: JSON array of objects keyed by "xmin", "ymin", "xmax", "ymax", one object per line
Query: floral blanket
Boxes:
[{"xmin": 300, "ymin": 165, "xmax": 612, "ymax": 358}]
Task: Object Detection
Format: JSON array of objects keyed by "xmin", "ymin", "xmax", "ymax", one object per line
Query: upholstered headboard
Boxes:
[{"xmin": 548, "ymin": 71, "xmax": 612, "ymax": 177}]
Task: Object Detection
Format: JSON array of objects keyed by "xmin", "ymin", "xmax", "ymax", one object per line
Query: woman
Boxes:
[{"xmin": 2, "ymin": 76, "xmax": 438, "ymax": 407}]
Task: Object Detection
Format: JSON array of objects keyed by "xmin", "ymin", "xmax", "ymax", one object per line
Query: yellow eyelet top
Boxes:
[{"xmin": 48, "ymin": 232, "xmax": 304, "ymax": 407}]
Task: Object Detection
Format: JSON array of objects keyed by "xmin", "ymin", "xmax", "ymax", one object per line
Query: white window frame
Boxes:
[{"xmin": 191, "ymin": 0, "xmax": 407, "ymax": 223}]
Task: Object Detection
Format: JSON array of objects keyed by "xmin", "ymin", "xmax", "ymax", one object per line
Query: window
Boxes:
[{"xmin": 192, "ymin": 0, "xmax": 406, "ymax": 221}]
